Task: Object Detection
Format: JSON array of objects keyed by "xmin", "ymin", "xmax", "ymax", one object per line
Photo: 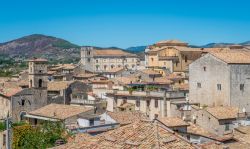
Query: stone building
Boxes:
[
  {"xmin": 0, "ymin": 88, "xmax": 22, "ymax": 119},
  {"xmin": 189, "ymin": 51, "xmax": 250, "ymax": 111},
  {"xmin": 145, "ymin": 40, "xmax": 203, "ymax": 73},
  {"xmin": 191, "ymin": 106, "xmax": 239, "ymax": 136},
  {"xmin": 106, "ymin": 90, "xmax": 186, "ymax": 120},
  {"xmin": 80, "ymin": 47, "xmax": 139, "ymax": 73},
  {"xmin": 11, "ymin": 58, "xmax": 48, "ymax": 122}
]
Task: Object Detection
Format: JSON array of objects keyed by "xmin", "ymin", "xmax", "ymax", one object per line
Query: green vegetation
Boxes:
[
  {"xmin": 0, "ymin": 54, "xmax": 29, "ymax": 77},
  {"xmin": 52, "ymin": 40, "xmax": 80, "ymax": 49},
  {"xmin": 0, "ymin": 121, "xmax": 6, "ymax": 131},
  {"xmin": 146, "ymin": 85, "xmax": 159, "ymax": 91},
  {"xmin": 12, "ymin": 121, "xmax": 67, "ymax": 149}
]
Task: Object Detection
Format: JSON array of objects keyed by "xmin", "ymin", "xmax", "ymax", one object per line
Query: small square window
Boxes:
[
  {"xmin": 240, "ymin": 84, "xmax": 244, "ymax": 91},
  {"xmin": 155, "ymin": 100, "xmax": 158, "ymax": 108},
  {"xmin": 217, "ymin": 84, "xmax": 222, "ymax": 90},
  {"xmin": 136, "ymin": 100, "xmax": 140, "ymax": 107},
  {"xmin": 203, "ymin": 67, "xmax": 206, "ymax": 71},
  {"xmin": 197, "ymin": 83, "xmax": 201, "ymax": 88}
]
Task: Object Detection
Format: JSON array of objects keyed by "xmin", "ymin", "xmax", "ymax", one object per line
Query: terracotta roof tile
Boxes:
[
  {"xmin": 140, "ymin": 69, "xmax": 161, "ymax": 75},
  {"xmin": 107, "ymin": 111, "xmax": 148, "ymax": 125},
  {"xmin": 158, "ymin": 117, "xmax": 189, "ymax": 127},
  {"xmin": 210, "ymin": 51, "xmax": 250, "ymax": 64},
  {"xmin": 28, "ymin": 104, "xmax": 93, "ymax": 120},
  {"xmin": 157, "ymin": 39, "xmax": 187, "ymax": 44},
  {"xmin": 54, "ymin": 120, "xmax": 196, "ymax": 149},
  {"xmin": 48, "ymin": 81, "xmax": 73, "ymax": 91},
  {"xmin": 205, "ymin": 106, "xmax": 238, "ymax": 120},
  {"xmin": 0, "ymin": 87, "xmax": 22, "ymax": 97},
  {"xmin": 94, "ymin": 49, "xmax": 136, "ymax": 57}
]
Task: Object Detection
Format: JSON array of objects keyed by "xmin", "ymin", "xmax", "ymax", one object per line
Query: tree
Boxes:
[{"xmin": 12, "ymin": 121, "xmax": 67, "ymax": 149}]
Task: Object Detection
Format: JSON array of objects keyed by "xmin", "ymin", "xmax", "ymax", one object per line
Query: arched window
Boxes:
[
  {"xmin": 39, "ymin": 79, "xmax": 43, "ymax": 87},
  {"xmin": 20, "ymin": 111, "xmax": 27, "ymax": 121}
]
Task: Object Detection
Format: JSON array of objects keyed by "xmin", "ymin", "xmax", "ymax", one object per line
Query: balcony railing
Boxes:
[
  {"xmin": 106, "ymin": 90, "xmax": 185, "ymax": 99},
  {"xmin": 71, "ymin": 99, "xmax": 106, "ymax": 105}
]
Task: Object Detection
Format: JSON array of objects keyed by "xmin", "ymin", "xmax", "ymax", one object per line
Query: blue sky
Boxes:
[{"xmin": 1, "ymin": 0, "xmax": 250, "ymax": 48}]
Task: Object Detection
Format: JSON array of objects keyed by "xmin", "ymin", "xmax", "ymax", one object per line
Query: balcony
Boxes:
[
  {"xmin": 71, "ymin": 99, "xmax": 106, "ymax": 106},
  {"xmin": 106, "ymin": 90, "xmax": 185, "ymax": 99}
]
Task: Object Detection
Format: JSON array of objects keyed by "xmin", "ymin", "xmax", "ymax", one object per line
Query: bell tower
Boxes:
[
  {"xmin": 28, "ymin": 58, "xmax": 48, "ymax": 89},
  {"xmin": 80, "ymin": 46, "xmax": 94, "ymax": 72},
  {"xmin": 28, "ymin": 58, "xmax": 48, "ymax": 105}
]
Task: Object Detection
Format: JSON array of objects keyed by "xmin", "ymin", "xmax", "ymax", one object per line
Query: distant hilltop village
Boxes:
[{"xmin": 1, "ymin": 39, "xmax": 250, "ymax": 148}]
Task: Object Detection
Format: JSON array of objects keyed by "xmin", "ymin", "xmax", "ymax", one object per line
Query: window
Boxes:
[
  {"xmin": 111, "ymin": 65, "xmax": 114, "ymax": 69},
  {"xmin": 203, "ymin": 66, "xmax": 206, "ymax": 71},
  {"xmin": 30, "ymin": 80, "xmax": 32, "ymax": 87},
  {"xmin": 194, "ymin": 119, "xmax": 196, "ymax": 124},
  {"xmin": 176, "ymin": 62, "xmax": 178, "ymax": 67},
  {"xmin": 87, "ymin": 58, "xmax": 91, "ymax": 62},
  {"xmin": 3, "ymin": 134, "xmax": 6, "ymax": 146},
  {"xmin": 89, "ymin": 118, "xmax": 94, "ymax": 126},
  {"xmin": 104, "ymin": 65, "xmax": 107, "ymax": 70},
  {"xmin": 96, "ymin": 59, "xmax": 98, "ymax": 63},
  {"xmin": 154, "ymin": 114, "xmax": 158, "ymax": 119},
  {"xmin": 185, "ymin": 56, "xmax": 187, "ymax": 62},
  {"xmin": 122, "ymin": 98, "xmax": 127, "ymax": 104},
  {"xmin": 21, "ymin": 99, "xmax": 25, "ymax": 106},
  {"xmin": 225, "ymin": 123, "xmax": 230, "ymax": 131},
  {"xmin": 151, "ymin": 58, "xmax": 154, "ymax": 61},
  {"xmin": 136, "ymin": 100, "xmax": 140, "ymax": 107},
  {"xmin": 217, "ymin": 84, "xmax": 221, "ymax": 90},
  {"xmin": 39, "ymin": 79, "xmax": 43, "ymax": 88},
  {"xmin": 240, "ymin": 84, "xmax": 244, "ymax": 91},
  {"xmin": 34, "ymin": 119, "xmax": 38, "ymax": 125},
  {"xmin": 146, "ymin": 100, "xmax": 150, "ymax": 107},
  {"xmin": 88, "ymin": 51, "xmax": 91, "ymax": 55},
  {"xmin": 20, "ymin": 111, "xmax": 26, "ymax": 121},
  {"xmin": 197, "ymin": 83, "xmax": 201, "ymax": 88},
  {"xmin": 155, "ymin": 100, "xmax": 158, "ymax": 108},
  {"xmin": 96, "ymin": 65, "xmax": 99, "ymax": 70}
]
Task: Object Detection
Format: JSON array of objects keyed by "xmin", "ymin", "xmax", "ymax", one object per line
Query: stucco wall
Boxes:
[
  {"xmin": 189, "ymin": 54, "xmax": 230, "ymax": 106},
  {"xmin": 0, "ymin": 96, "xmax": 10, "ymax": 119},
  {"xmin": 230, "ymin": 65, "xmax": 250, "ymax": 111}
]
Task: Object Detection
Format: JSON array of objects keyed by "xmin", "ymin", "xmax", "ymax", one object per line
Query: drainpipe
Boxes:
[{"xmin": 163, "ymin": 90, "xmax": 167, "ymax": 117}]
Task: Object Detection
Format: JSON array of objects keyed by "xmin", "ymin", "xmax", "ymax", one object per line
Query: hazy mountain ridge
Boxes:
[
  {"xmin": 0, "ymin": 34, "xmax": 80, "ymax": 63},
  {"xmin": 0, "ymin": 34, "xmax": 250, "ymax": 63}
]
